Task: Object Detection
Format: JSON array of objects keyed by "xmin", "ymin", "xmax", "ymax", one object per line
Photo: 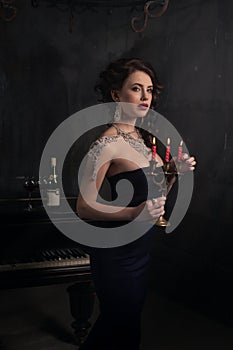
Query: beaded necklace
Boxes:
[{"xmin": 111, "ymin": 123, "xmax": 141, "ymax": 139}]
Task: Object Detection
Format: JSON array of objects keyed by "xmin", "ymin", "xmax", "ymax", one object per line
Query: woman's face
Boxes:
[{"xmin": 113, "ymin": 70, "xmax": 153, "ymax": 119}]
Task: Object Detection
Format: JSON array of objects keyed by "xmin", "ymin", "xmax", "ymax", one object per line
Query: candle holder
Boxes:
[{"xmin": 146, "ymin": 159, "xmax": 178, "ymax": 227}]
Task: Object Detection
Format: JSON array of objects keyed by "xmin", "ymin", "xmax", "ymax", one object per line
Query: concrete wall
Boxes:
[{"xmin": 1, "ymin": 0, "xmax": 233, "ymax": 321}]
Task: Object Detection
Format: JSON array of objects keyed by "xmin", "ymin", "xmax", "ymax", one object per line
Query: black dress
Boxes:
[{"xmin": 79, "ymin": 167, "xmax": 160, "ymax": 350}]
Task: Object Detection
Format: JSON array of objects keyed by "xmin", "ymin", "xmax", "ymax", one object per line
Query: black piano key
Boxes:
[
  {"xmin": 76, "ymin": 247, "xmax": 87, "ymax": 258},
  {"xmin": 66, "ymin": 248, "xmax": 76, "ymax": 258},
  {"xmin": 53, "ymin": 249, "xmax": 64, "ymax": 260},
  {"xmin": 58, "ymin": 249, "xmax": 71, "ymax": 259},
  {"xmin": 71, "ymin": 248, "xmax": 83, "ymax": 258},
  {"xmin": 49, "ymin": 249, "xmax": 61, "ymax": 260},
  {"xmin": 42, "ymin": 250, "xmax": 55, "ymax": 261},
  {"xmin": 69, "ymin": 248, "xmax": 79, "ymax": 258}
]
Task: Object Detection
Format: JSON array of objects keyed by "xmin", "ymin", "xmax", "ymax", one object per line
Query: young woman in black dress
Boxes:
[{"xmin": 77, "ymin": 58, "xmax": 196, "ymax": 350}]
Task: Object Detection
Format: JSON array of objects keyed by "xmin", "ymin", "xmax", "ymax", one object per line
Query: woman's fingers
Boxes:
[
  {"xmin": 186, "ymin": 157, "xmax": 196, "ymax": 170},
  {"xmin": 150, "ymin": 207, "xmax": 165, "ymax": 218},
  {"xmin": 147, "ymin": 196, "xmax": 166, "ymax": 219},
  {"xmin": 185, "ymin": 156, "xmax": 196, "ymax": 165},
  {"xmin": 152, "ymin": 196, "xmax": 166, "ymax": 207},
  {"xmin": 180, "ymin": 154, "xmax": 197, "ymax": 171}
]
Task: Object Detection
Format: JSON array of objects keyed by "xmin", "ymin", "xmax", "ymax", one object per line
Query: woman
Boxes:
[{"xmin": 77, "ymin": 58, "xmax": 196, "ymax": 350}]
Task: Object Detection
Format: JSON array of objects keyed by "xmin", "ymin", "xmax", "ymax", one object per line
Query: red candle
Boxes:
[
  {"xmin": 178, "ymin": 140, "xmax": 183, "ymax": 162},
  {"xmin": 152, "ymin": 137, "xmax": 156, "ymax": 160},
  {"xmin": 165, "ymin": 137, "xmax": 170, "ymax": 163}
]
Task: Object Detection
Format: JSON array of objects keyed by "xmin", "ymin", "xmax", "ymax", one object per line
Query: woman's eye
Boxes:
[
  {"xmin": 132, "ymin": 87, "xmax": 140, "ymax": 92},
  {"xmin": 147, "ymin": 88, "xmax": 153, "ymax": 93}
]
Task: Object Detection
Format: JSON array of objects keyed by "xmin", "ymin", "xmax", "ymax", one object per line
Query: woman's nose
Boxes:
[{"xmin": 141, "ymin": 89, "xmax": 149, "ymax": 100}]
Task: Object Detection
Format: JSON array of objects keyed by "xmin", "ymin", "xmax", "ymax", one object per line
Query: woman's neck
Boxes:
[{"xmin": 113, "ymin": 119, "xmax": 137, "ymax": 133}]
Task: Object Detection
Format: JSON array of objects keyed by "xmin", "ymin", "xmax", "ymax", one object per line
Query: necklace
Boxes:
[
  {"xmin": 111, "ymin": 124, "xmax": 140, "ymax": 138},
  {"xmin": 111, "ymin": 123, "xmax": 150, "ymax": 159}
]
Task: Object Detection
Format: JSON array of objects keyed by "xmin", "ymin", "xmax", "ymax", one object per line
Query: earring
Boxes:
[{"xmin": 113, "ymin": 103, "xmax": 121, "ymax": 122}]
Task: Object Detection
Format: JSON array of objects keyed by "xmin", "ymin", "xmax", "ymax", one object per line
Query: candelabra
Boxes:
[{"xmin": 147, "ymin": 158, "xmax": 179, "ymax": 227}]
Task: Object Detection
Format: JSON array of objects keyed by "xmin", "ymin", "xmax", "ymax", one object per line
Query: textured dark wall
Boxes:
[{"xmin": 1, "ymin": 0, "xmax": 233, "ymax": 320}]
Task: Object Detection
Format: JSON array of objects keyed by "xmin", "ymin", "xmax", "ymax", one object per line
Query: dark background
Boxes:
[{"xmin": 1, "ymin": 0, "xmax": 233, "ymax": 322}]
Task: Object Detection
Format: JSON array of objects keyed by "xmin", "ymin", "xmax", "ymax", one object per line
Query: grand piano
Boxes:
[{"xmin": 0, "ymin": 194, "xmax": 95, "ymax": 344}]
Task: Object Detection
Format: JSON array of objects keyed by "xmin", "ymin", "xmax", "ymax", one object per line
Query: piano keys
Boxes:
[
  {"xmin": 0, "ymin": 246, "xmax": 90, "ymax": 288},
  {"xmin": 0, "ymin": 197, "xmax": 95, "ymax": 343},
  {"xmin": 0, "ymin": 197, "xmax": 92, "ymax": 288}
]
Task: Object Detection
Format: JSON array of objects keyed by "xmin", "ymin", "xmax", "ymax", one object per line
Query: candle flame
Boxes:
[
  {"xmin": 152, "ymin": 137, "xmax": 156, "ymax": 145},
  {"xmin": 180, "ymin": 140, "xmax": 183, "ymax": 146},
  {"xmin": 167, "ymin": 137, "xmax": 170, "ymax": 145}
]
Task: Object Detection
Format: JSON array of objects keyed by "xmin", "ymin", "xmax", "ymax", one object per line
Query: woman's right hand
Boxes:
[{"xmin": 146, "ymin": 196, "xmax": 166, "ymax": 220}]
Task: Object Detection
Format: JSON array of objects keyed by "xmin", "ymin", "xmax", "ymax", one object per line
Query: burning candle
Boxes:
[
  {"xmin": 165, "ymin": 137, "xmax": 170, "ymax": 163},
  {"xmin": 178, "ymin": 140, "xmax": 183, "ymax": 162},
  {"xmin": 152, "ymin": 137, "xmax": 156, "ymax": 160}
]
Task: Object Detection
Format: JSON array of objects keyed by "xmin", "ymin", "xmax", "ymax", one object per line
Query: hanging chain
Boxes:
[
  {"xmin": 131, "ymin": 0, "xmax": 169, "ymax": 33},
  {"xmin": 29, "ymin": 0, "xmax": 169, "ymax": 33}
]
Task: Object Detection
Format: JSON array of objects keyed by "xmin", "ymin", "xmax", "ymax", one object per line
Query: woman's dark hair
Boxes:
[
  {"xmin": 95, "ymin": 57, "xmax": 164, "ymax": 149},
  {"xmin": 95, "ymin": 57, "xmax": 163, "ymax": 109}
]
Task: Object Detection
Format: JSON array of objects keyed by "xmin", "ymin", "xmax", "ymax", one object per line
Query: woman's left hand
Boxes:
[{"xmin": 178, "ymin": 153, "xmax": 196, "ymax": 172}]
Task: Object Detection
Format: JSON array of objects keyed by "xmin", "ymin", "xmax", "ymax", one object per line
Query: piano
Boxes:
[{"xmin": 0, "ymin": 196, "xmax": 95, "ymax": 343}]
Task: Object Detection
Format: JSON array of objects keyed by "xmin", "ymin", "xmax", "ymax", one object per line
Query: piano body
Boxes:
[{"xmin": 0, "ymin": 196, "xmax": 95, "ymax": 343}]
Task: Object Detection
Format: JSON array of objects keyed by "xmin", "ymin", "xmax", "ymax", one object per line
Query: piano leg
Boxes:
[{"xmin": 67, "ymin": 281, "xmax": 96, "ymax": 345}]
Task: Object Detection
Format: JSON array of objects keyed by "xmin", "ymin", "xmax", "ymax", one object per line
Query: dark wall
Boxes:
[{"xmin": 1, "ymin": 0, "xmax": 233, "ymax": 321}]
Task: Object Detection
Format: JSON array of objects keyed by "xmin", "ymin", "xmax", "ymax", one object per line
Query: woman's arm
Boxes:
[{"xmin": 77, "ymin": 138, "xmax": 165, "ymax": 222}]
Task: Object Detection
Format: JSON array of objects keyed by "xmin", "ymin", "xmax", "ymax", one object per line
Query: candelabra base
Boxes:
[{"xmin": 155, "ymin": 215, "xmax": 170, "ymax": 227}]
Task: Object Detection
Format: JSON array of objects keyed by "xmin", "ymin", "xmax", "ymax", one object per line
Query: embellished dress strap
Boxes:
[{"xmin": 87, "ymin": 135, "xmax": 118, "ymax": 180}]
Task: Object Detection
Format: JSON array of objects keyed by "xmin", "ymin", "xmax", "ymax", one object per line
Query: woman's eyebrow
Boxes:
[{"xmin": 131, "ymin": 83, "xmax": 153, "ymax": 88}]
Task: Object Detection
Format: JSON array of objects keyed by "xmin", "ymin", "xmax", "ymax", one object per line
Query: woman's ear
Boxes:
[{"xmin": 111, "ymin": 89, "xmax": 120, "ymax": 102}]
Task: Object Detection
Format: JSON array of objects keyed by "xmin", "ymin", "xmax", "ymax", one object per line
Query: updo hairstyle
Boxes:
[{"xmin": 95, "ymin": 57, "xmax": 163, "ymax": 109}]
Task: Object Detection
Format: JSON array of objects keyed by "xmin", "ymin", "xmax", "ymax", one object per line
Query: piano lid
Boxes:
[{"xmin": 0, "ymin": 196, "xmax": 80, "ymax": 225}]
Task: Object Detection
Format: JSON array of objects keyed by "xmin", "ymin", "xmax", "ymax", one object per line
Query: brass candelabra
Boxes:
[{"xmin": 147, "ymin": 159, "xmax": 179, "ymax": 227}]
